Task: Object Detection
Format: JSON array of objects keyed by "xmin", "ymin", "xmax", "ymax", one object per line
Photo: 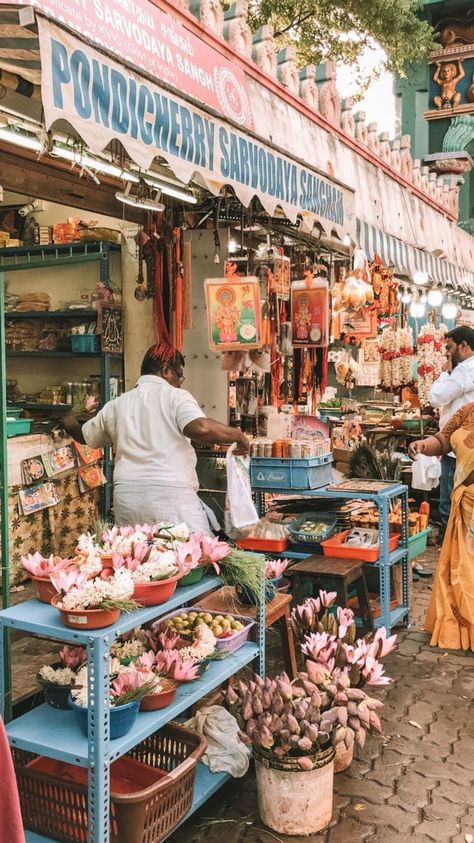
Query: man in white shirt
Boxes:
[
  {"xmin": 61, "ymin": 344, "xmax": 249, "ymax": 533},
  {"xmin": 428, "ymin": 326, "xmax": 474, "ymax": 531}
]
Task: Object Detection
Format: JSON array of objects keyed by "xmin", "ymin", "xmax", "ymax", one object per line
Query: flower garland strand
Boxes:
[
  {"xmin": 378, "ymin": 325, "xmax": 414, "ymax": 391},
  {"xmin": 416, "ymin": 323, "xmax": 447, "ymax": 406}
]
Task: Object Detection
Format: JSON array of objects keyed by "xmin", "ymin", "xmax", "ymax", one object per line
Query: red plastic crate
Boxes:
[
  {"xmin": 236, "ymin": 537, "xmax": 289, "ymax": 553},
  {"xmin": 320, "ymin": 530, "xmax": 400, "ymax": 563}
]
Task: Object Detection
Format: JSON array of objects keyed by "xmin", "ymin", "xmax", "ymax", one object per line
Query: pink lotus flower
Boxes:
[
  {"xmin": 21, "ymin": 552, "xmax": 59, "ymax": 578},
  {"xmin": 175, "ymin": 537, "xmax": 202, "ymax": 573},
  {"xmin": 119, "ymin": 526, "xmax": 134, "ymax": 538},
  {"xmin": 158, "ymin": 630, "xmax": 181, "ymax": 651},
  {"xmin": 319, "ymin": 590, "xmax": 338, "ymax": 608},
  {"xmin": 131, "ymin": 542, "xmax": 151, "ymax": 564},
  {"xmin": 301, "ymin": 631, "xmax": 337, "ymax": 671},
  {"xmin": 265, "ymin": 559, "xmax": 289, "ymax": 579},
  {"xmin": 361, "ymin": 656, "xmax": 391, "ymax": 686},
  {"xmin": 110, "ymin": 670, "xmax": 143, "ymax": 699},
  {"xmin": 193, "ymin": 533, "xmax": 231, "ymax": 575},
  {"xmin": 154, "ymin": 650, "xmax": 179, "ymax": 675},
  {"xmin": 59, "ymin": 645, "xmax": 86, "ymax": 668},
  {"xmin": 337, "ymin": 606, "xmax": 355, "ymax": 639},
  {"xmin": 135, "ymin": 651, "xmax": 156, "ymax": 671},
  {"xmin": 134, "ymin": 524, "xmax": 156, "ymax": 540},
  {"xmin": 50, "ymin": 568, "xmax": 88, "ymax": 594},
  {"xmin": 171, "ymin": 658, "xmax": 199, "ymax": 682},
  {"xmin": 101, "ymin": 527, "xmax": 118, "ymax": 545},
  {"xmin": 371, "ymin": 627, "xmax": 397, "ymax": 659},
  {"xmin": 112, "ymin": 552, "xmax": 141, "ymax": 573}
]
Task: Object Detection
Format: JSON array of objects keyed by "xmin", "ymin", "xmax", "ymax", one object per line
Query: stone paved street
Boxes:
[{"xmin": 170, "ymin": 545, "xmax": 474, "ymax": 843}]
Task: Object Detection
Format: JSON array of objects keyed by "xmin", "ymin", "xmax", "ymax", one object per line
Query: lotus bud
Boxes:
[
  {"xmin": 311, "ymin": 690, "xmax": 322, "ymax": 708},
  {"xmin": 270, "ymin": 715, "xmax": 283, "ymax": 733},
  {"xmin": 309, "ymin": 708, "xmax": 321, "ymax": 724},
  {"xmin": 279, "ymin": 728, "xmax": 290, "ymax": 743},
  {"xmin": 239, "ymin": 732, "xmax": 252, "ymax": 745},
  {"xmin": 318, "ymin": 731, "xmax": 330, "ymax": 744},
  {"xmin": 366, "ymin": 697, "xmax": 384, "ymax": 710},
  {"xmin": 298, "ymin": 736, "xmax": 313, "ymax": 752},
  {"xmin": 369, "ymin": 711, "xmax": 382, "ymax": 733},
  {"xmin": 301, "ymin": 680, "xmax": 317, "ymax": 696},
  {"xmin": 347, "ymin": 688, "xmax": 366, "ymax": 702},
  {"xmin": 254, "ymin": 674, "xmax": 265, "ymax": 688},
  {"xmin": 337, "ymin": 707, "xmax": 348, "ymax": 726},
  {"xmin": 246, "ymin": 718, "xmax": 257, "ymax": 737},
  {"xmin": 274, "ymin": 746, "xmax": 286, "ymax": 759},
  {"xmin": 348, "ymin": 716, "xmax": 361, "ymax": 731},
  {"xmin": 260, "ymin": 726, "xmax": 274, "ymax": 749},
  {"xmin": 261, "ymin": 712, "xmax": 273, "ymax": 728},
  {"xmin": 290, "ymin": 734, "xmax": 301, "ymax": 748},
  {"xmin": 334, "ymin": 692, "xmax": 348, "ymax": 704},
  {"xmin": 307, "ymin": 724, "xmax": 319, "ymax": 742},
  {"xmin": 249, "ymin": 681, "xmax": 257, "ymax": 694},
  {"xmin": 253, "ymin": 696, "xmax": 263, "ymax": 715},
  {"xmin": 298, "ymin": 756, "xmax": 314, "ymax": 771},
  {"xmin": 306, "ymin": 661, "xmax": 326, "ymax": 685},
  {"xmin": 226, "ymin": 687, "xmax": 239, "ymax": 705},
  {"xmin": 344, "ymin": 728, "xmax": 355, "ymax": 750},
  {"xmin": 347, "ymin": 702, "xmax": 359, "ymax": 717},
  {"xmin": 242, "ymin": 700, "xmax": 253, "ymax": 721},
  {"xmin": 324, "ymin": 709, "xmax": 339, "ymax": 724},
  {"xmin": 355, "ymin": 728, "xmax": 366, "ymax": 748},
  {"xmin": 262, "ymin": 691, "xmax": 272, "ymax": 710},
  {"xmin": 320, "ymin": 719, "xmax": 332, "ymax": 733},
  {"xmin": 277, "ymin": 679, "xmax": 293, "ymax": 700},
  {"xmin": 334, "ymin": 726, "xmax": 346, "ymax": 744},
  {"xmin": 320, "ymin": 693, "xmax": 330, "ymax": 708},
  {"xmin": 358, "ymin": 702, "xmax": 370, "ymax": 728},
  {"xmin": 287, "ymin": 714, "xmax": 300, "ymax": 734},
  {"xmin": 337, "ymin": 673, "xmax": 351, "ymax": 689},
  {"xmin": 327, "ymin": 684, "xmax": 338, "ymax": 697},
  {"xmin": 237, "ymin": 680, "xmax": 249, "ymax": 696}
]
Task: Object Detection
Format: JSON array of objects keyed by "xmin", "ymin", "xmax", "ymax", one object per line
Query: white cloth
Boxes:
[
  {"xmin": 428, "ymin": 357, "xmax": 474, "ymax": 457},
  {"xmin": 411, "ymin": 454, "xmax": 442, "ymax": 491},
  {"xmin": 185, "ymin": 705, "xmax": 251, "ymax": 778},
  {"xmin": 113, "ymin": 482, "xmax": 213, "ymax": 533},
  {"xmin": 82, "ymin": 375, "xmax": 205, "ymax": 490}
]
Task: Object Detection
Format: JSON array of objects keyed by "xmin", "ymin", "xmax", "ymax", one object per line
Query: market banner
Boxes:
[
  {"xmin": 8, "ymin": 0, "xmax": 254, "ymax": 128},
  {"xmin": 37, "ymin": 17, "xmax": 356, "ymax": 236}
]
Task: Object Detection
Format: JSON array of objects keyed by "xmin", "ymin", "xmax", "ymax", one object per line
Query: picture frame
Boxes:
[
  {"xmin": 97, "ymin": 303, "xmax": 123, "ymax": 353},
  {"xmin": 335, "ymin": 308, "xmax": 378, "ymax": 339},
  {"xmin": 204, "ymin": 276, "xmax": 262, "ymax": 351}
]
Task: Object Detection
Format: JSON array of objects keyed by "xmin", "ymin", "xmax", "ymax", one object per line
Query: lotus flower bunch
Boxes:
[
  {"xmin": 52, "ymin": 567, "xmax": 136, "ymax": 612},
  {"xmin": 301, "ymin": 662, "xmax": 384, "ymax": 751},
  {"xmin": 191, "ymin": 533, "xmax": 231, "ymax": 575},
  {"xmin": 290, "ymin": 592, "xmax": 356, "ymax": 643},
  {"xmin": 110, "ymin": 669, "xmax": 157, "ymax": 705},
  {"xmin": 21, "ymin": 552, "xmax": 71, "ymax": 579},
  {"xmin": 264, "ymin": 559, "xmax": 290, "ymax": 580},
  {"xmin": 301, "ymin": 625, "xmax": 396, "ymax": 688},
  {"xmin": 226, "ymin": 671, "xmax": 340, "ymax": 770},
  {"xmin": 59, "ymin": 645, "xmax": 87, "ymax": 669},
  {"xmin": 174, "ymin": 535, "xmax": 202, "ymax": 573}
]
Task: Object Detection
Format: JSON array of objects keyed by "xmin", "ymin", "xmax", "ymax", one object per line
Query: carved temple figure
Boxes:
[
  {"xmin": 316, "ymin": 62, "xmax": 341, "ymax": 125},
  {"xmin": 413, "ymin": 159, "xmax": 422, "ymax": 189},
  {"xmin": 354, "ymin": 111, "xmax": 368, "ymax": 145},
  {"xmin": 436, "ymin": 15, "xmax": 474, "ymax": 48},
  {"xmin": 421, "ymin": 166, "xmax": 431, "ymax": 194},
  {"xmin": 223, "ymin": 1, "xmax": 252, "ymax": 57},
  {"xmin": 252, "ymin": 26, "xmax": 277, "ymax": 77},
  {"xmin": 367, "ymin": 123, "xmax": 381, "ymax": 155},
  {"xmin": 277, "ymin": 47, "xmax": 299, "ymax": 93},
  {"xmin": 299, "ymin": 66, "xmax": 319, "ymax": 110},
  {"xmin": 379, "ymin": 132, "xmax": 392, "ymax": 165},
  {"xmin": 340, "ymin": 98, "xmax": 355, "ymax": 136},
  {"xmin": 433, "ymin": 61, "xmax": 465, "ymax": 109},
  {"xmin": 188, "ymin": 0, "xmax": 224, "ymax": 35},
  {"xmin": 390, "ymin": 137, "xmax": 401, "ymax": 172},
  {"xmin": 400, "ymin": 135, "xmax": 414, "ymax": 182}
]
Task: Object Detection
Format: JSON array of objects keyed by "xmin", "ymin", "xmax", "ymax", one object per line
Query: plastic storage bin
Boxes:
[
  {"xmin": 408, "ymin": 527, "xmax": 431, "ymax": 561},
  {"xmin": 13, "ymin": 723, "xmax": 207, "ymax": 843},
  {"xmin": 6, "ymin": 417, "xmax": 31, "ymax": 437},
  {"xmin": 250, "ymin": 454, "xmax": 333, "ymax": 490},
  {"xmin": 236, "ymin": 537, "xmax": 289, "ymax": 553},
  {"xmin": 321, "ymin": 529, "xmax": 400, "ymax": 563},
  {"xmin": 71, "ymin": 334, "xmax": 100, "ymax": 353}
]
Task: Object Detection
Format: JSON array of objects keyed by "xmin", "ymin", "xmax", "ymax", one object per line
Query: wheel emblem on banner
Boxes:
[{"xmin": 214, "ymin": 67, "xmax": 252, "ymax": 127}]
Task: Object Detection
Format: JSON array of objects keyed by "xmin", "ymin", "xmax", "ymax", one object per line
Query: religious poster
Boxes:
[
  {"xmin": 291, "ymin": 278, "xmax": 329, "ymax": 348},
  {"xmin": 204, "ymin": 275, "xmax": 261, "ymax": 352},
  {"xmin": 274, "ymin": 255, "xmax": 291, "ymax": 300},
  {"xmin": 334, "ymin": 307, "xmax": 377, "ymax": 339},
  {"xmin": 97, "ymin": 303, "xmax": 123, "ymax": 353}
]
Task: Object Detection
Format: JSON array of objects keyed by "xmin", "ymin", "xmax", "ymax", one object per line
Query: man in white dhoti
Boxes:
[{"xmin": 61, "ymin": 344, "xmax": 248, "ymax": 532}]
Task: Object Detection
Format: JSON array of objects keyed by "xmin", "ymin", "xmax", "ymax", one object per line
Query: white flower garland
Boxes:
[
  {"xmin": 416, "ymin": 324, "xmax": 447, "ymax": 406},
  {"xmin": 378, "ymin": 325, "xmax": 414, "ymax": 390}
]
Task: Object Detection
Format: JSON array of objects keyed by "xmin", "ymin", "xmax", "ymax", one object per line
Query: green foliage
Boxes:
[{"xmin": 247, "ymin": 0, "xmax": 435, "ymax": 87}]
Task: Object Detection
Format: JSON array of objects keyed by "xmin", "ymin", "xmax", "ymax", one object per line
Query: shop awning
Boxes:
[
  {"xmin": 0, "ymin": 7, "xmax": 40, "ymax": 83},
  {"xmin": 356, "ymin": 218, "xmax": 474, "ymax": 292}
]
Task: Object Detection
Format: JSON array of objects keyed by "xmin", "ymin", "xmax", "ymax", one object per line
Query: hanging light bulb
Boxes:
[
  {"xmin": 428, "ymin": 285, "xmax": 443, "ymax": 307},
  {"xmin": 410, "ymin": 293, "xmax": 425, "ymax": 318},
  {"xmin": 420, "ymin": 292, "xmax": 428, "ymax": 303},
  {"xmin": 413, "ymin": 271, "xmax": 428, "ymax": 286},
  {"xmin": 442, "ymin": 295, "xmax": 457, "ymax": 320},
  {"xmin": 227, "ymin": 237, "xmax": 237, "ymax": 254},
  {"xmin": 401, "ymin": 287, "xmax": 412, "ymax": 304},
  {"xmin": 343, "ymin": 234, "xmax": 351, "ymax": 247}
]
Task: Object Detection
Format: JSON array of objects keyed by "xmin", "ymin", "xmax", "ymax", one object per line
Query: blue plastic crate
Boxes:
[
  {"xmin": 250, "ymin": 453, "xmax": 333, "ymax": 490},
  {"xmin": 71, "ymin": 334, "xmax": 100, "ymax": 353}
]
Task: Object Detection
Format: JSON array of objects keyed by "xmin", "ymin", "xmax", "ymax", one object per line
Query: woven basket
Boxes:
[
  {"xmin": 13, "ymin": 722, "xmax": 207, "ymax": 843},
  {"xmin": 77, "ymin": 228, "xmax": 122, "ymax": 244}
]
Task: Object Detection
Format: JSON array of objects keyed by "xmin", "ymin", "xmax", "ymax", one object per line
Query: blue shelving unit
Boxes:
[
  {"xmin": 255, "ymin": 480, "xmax": 410, "ymax": 634},
  {"xmin": 0, "ymin": 575, "xmax": 265, "ymax": 843}
]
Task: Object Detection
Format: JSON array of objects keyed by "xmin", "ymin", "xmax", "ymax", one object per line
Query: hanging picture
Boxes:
[
  {"xmin": 97, "ymin": 303, "xmax": 123, "ymax": 353},
  {"xmin": 204, "ymin": 276, "xmax": 261, "ymax": 351},
  {"xmin": 274, "ymin": 255, "xmax": 291, "ymax": 300},
  {"xmin": 334, "ymin": 307, "xmax": 377, "ymax": 339},
  {"xmin": 291, "ymin": 278, "xmax": 329, "ymax": 347}
]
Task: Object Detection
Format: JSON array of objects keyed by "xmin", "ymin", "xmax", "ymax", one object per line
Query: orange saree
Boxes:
[{"xmin": 425, "ymin": 402, "xmax": 474, "ymax": 651}]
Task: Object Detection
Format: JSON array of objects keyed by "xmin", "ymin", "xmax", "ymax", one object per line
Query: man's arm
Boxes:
[
  {"xmin": 184, "ymin": 418, "xmax": 249, "ymax": 455},
  {"xmin": 58, "ymin": 411, "xmax": 86, "ymax": 444}
]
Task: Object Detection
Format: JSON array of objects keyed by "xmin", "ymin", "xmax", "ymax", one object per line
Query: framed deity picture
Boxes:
[
  {"xmin": 97, "ymin": 303, "xmax": 123, "ymax": 353},
  {"xmin": 335, "ymin": 308, "xmax": 377, "ymax": 339},
  {"xmin": 291, "ymin": 281, "xmax": 329, "ymax": 348},
  {"xmin": 204, "ymin": 276, "xmax": 261, "ymax": 351}
]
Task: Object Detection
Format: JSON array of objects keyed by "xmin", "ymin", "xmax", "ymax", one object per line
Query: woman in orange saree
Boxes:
[{"xmin": 409, "ymin": 402, "xmax": 474, "ymax": 651}]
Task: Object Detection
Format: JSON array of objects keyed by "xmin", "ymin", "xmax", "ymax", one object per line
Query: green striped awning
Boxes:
[{"xmin": 0, "ymin": 8, "xmax": 40, "ymax": 83}]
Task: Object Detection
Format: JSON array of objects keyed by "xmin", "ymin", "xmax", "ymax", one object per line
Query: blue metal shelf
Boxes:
[
  {"xmin": 265, "ymin": 482, "xmax": 407, "ymax": 501},
  {"xmin": 0, "ymin": 575, "xmax": 223, "ymax": 642},
  {"xmin": 0, "ymin": 241, "xmax": 120, "ymax": 273},
  {"xmin": 7, "ymin": 642, "xmax": 258, "ymax": 766},
  {"xmin": 374, "ymin": 605, "xmax": 409, "ymax": 629}
]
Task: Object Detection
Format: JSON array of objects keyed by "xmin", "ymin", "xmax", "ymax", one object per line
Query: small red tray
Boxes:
[
  {"xmin": 320, "ymin": 530, "xmax": 400, "ymax": 563},
  {"xmin": 348, "ymin": 594, "xmax": 398, "ymax": 620},
  {"xmin": 236, "ymin": 537, "xmax": 289, "ymax": 553}
]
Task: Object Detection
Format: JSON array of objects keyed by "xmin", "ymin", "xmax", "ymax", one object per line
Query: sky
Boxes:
[{"xmin": 337, "ymin": 45, "xmax": 397, "ymax": 137}]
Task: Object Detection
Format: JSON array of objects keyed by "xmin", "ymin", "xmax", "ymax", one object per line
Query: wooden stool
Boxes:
[
  {"xmin": 288, "ymin": 556, "xmax": 374, "ymax": 632},
  {"xmin": 198, "ymin": 586, "xmax": 298, "ymax": 678}
]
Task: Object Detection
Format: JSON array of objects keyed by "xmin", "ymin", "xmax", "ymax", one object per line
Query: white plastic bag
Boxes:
[
  {"xmin": 225, "ymin": 444, "xmax": 259, "ymax": 536},
  {"xmin": 411, "ymin": 454, "xmax": 441, "ymax": 491}
]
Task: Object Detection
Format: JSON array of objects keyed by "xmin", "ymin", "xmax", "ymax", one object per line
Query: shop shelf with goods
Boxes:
[
  {"xmin": 0, "ymin": 574, "xmax": 266, "ymax": 843},
  {"xmin": 1, "ymin": 240, "xmax": 124, "ymax": 521},
  {"xmin": 254, "ymin": 480, "xmax": 410, "ymax": 634}
]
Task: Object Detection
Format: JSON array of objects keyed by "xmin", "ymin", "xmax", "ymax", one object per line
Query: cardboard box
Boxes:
[{"xmin": 332, "ymin": 447, "xmax": 352, "ymax": 463}]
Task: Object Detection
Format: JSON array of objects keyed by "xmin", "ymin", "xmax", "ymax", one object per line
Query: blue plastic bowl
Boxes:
[{"xmin": 68, "ymin": 695, "xmax": 139, "ymax": 739}]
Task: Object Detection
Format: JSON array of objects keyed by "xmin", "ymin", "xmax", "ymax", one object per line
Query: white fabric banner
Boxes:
[{"xmin": 37, "ymin": 17, "xmax": 355, "ymax": 238}]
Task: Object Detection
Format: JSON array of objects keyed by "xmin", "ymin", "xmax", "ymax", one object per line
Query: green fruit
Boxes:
[
  {"xmin": 213, "ymin": 624, "xmax": 224, "ymax": 636},
  {"xmin": 214, "ymin": 615, "xmax": 224, "ymax": 623},
  {"xmin": 221, "ymin": 619, "xmax": 231, "ymax": 631},
  {"xmin": 203, "ymin": 613, "xmax": 213, "ymax": 624},
  {"xmin": 233, "ymin": 621, "xmax": 244, "ymax": 630}
]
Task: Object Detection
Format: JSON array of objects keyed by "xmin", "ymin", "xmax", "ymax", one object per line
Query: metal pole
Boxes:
[{"xmin": 0, "ymin": 270, "xmax": 12, "ymax": 720}]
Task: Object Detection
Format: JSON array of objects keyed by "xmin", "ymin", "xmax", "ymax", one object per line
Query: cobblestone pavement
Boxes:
[{"xmin": 170, "ymin": 545, "xmax": 474, "ymax": 843}]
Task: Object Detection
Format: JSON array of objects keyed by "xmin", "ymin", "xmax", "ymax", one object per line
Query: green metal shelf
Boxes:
[
  {"xmin": 7, "ymin": 351, "xmax": 123, "ymax": 358},
  {"xmin": 6, "ymin": 309, "xmax": 97, "ymax": 320},
  {"xmin": 0, "ymin": 241, "xmax": 119, "ymax": 273}
]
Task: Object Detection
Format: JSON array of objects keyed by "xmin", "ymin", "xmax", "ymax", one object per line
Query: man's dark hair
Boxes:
[
  {"xmin": 445, "ymin": 326, "xmax": 474, "ymax": 350},
  {"xmin": 140, "ymin": 344, "xmax": 185, "ymax": 376}
]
